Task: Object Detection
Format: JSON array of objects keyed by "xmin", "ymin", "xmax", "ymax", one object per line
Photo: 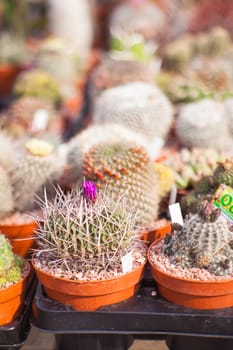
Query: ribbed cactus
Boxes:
[
  {"xmin": 34, "ymin": 183, "xmax": 145, "ymax": 276},
  {"xmin": 90, "ymin": 57, "xmax": 154, "ymax": 97},
  {"xmin": 82, "ymin": 142, "xmax": 159, "ymax": 226},
  {"xmin": 13, "ymin": 69, "xmax": 62, "ymax": 106},
  {"xmin": 176, "ymin": 99, "xmax": 232, "ymax": 152},
  {"xmin": 0, "ymin": 166, "xmax": 14, "ymax": 219},
  {"xmin": 63, "ymin": 123, "xmax": 149, "ymax": 185},
  {"xmin": 163, "ymin": 202, "xmax": 233, "ymax": 276},
  {"xmin": 213, "ymin": 159, "xmax": 233, "ymax": 187},
  {"xmin": 154, "ymin": 163, "xmax": 174, "ymax": 197},
  {"xmin": 0, "ymin": 234, "xmax": 23, "ymax": 288},
  {"xmin": 0, "ymin": 96, "xmax": 59, "ymax": 138},
  {"xmin": 93, "ymin": 82, "xmax": 174, "ymax": 141},
  {"xmin": 8, "ymin": 139, "xmax": 66, "ymax": 212}
]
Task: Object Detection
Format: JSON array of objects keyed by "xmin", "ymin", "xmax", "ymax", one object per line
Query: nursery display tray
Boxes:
[
  {"xmin": 31, "ymin": 265, "xmax": 233, "ymax": 338},
  {"xmin": 0, "ymin": 275, "xmax": 37, "ymax": 349}
]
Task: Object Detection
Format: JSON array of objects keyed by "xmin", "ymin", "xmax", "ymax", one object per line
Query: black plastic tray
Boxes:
[
  {"xmin": 0, "ymin": 275, "xmax": 37, "ymax": 349},
  {"xmin": 31, "ymin": 264, "xmax": 233, "ymax": 338}
]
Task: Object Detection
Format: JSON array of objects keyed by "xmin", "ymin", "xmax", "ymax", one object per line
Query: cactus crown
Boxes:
[
  {"xmin": 198, "ymin": 201, "xmax": 221, "ymax": 223},
  {"xmin": 34, "ymin": 182, "xmax": 141, "ymax": 277}
]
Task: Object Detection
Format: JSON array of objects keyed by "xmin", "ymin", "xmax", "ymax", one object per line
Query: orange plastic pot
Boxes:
[
  {"xmin": 0, "ymin": 260, "xmax": 31, "ymax": 326},
  {"xmin": 32, "ymin": 260, "xmax": 146, "ymax": 311},
  {"xmin": 140, "ymin": 222, "xmax": 171, "ymax": 244},
  {"xmin": 0, "ymin": 64, "xmax": 22, "ymax": 99},
  {"xmin": 148, "ymin": 239, "xmax": 233, "ymax": 310}
]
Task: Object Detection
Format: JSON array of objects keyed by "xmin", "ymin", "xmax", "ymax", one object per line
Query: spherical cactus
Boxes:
[
  {"xmin": 90, "ymin": 57, "xmax": 154, "ymax": 97},
  {"xmin": 63, "ymin": 123, "xmax": 149, "ymax": 185},
  {"xmin": 82, "ymin": 142, "xmax": 159, "ymax": 227},
  {"xmin": 0, "ymin": 132, "xmax": 18, "ymax": 172},
  {"xmin": 0, "ymin": 166, "xmax": 14, "ymax": 219},
  {"xmin": 176, "ymin": 99, "xmax": 232, "ymax": 152},
  {"xmin": 8, "ymin": 138, "xmax": 66, "ymax": 212},
  {"xmin": 154, "ymin": 163, "xmax": 174, "ymax": 197},
  {"xmin": 13, "ymin": 69, "xmax": 62, "ymax": 106},
  {"xmin": 213, "ymin": 159, "xmax": 233, "ymax": 187},
  {"xmin": 93, "ymin": 82, "xmax": 174, "ymax": 142},
  {"xmin": 163, "ymin": 202, "xmax": 233, "ymax": 276},
  {"xmin": 0, "ymin": 234, "xmax": 24, "ymax": 288},
  {"xmin": 0, "ymin": 96, "xmax": 60, "ymax": 138}
]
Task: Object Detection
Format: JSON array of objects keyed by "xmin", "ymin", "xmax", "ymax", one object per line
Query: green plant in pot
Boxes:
[
  {"xmin": 148, "ymin": 201, "xmax": 233, "ymax": 309},
  {"xmin": 0, "ymin": 233, "xmax": 31, "ymax": 325},
  {"xmin": 32, "ymin": 180, "xmax": 147, "ymax": 311}
]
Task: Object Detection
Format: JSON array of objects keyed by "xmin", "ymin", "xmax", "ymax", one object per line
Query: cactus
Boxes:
[
  {"xmin": 8, "ymin": 138, "xmax": 66, "ymax": 212},
  {"xmin": 0, "ymin": 33, "xmax": 29, "ymax": 65},
  {"xmin": 154, "ymin": 163, "xmax": 174, "ymax": 197},
  {"xmin": 63, "ymin": 123, "xmax": 149, "ymax": 185},
  {"xmin": 0, "ymin": 166, "xmax": 14, "ymax": 219},
  {"xmin": 176, "ymin": 99, "xmax": 232, "ymax": 152},
  {"xmin": 162, "ymin": 148, "xmax": 229, "ymax": 190},
  {"xmin": 0, "ymin": 96, "xmax": 60, "ymax": 138},
  {"xmin": 34, "ymin": 182, "xmax": 146, "ymax": 276},
  {"xmin": 224, "ymin": 98, "xmax": 233, "ymax": 135},
  {"xmin": 13, "ymin": 69, "xmax": 62, "ymax": 106},
  {"xmin": 90, "ymin": 57, "xmax": 154, "ymax": 97},
  {"xmin": 82, "ymin": 142, "xmax": 159, "ymax": 227},
  {"xmin": 93, "ymin": 82, "xmax": 174, "ymax": 141},
  {"xmin": 0, "ymin": 234, "xmax": 24, "ymax": 288},
  {"xmin": 0, "ymin": 131, "xmax": 18, "ymax": 172},
  {"xmin": 213, "ymin": 159, "xmax": 233, "ymax": 187},
  {"xmin": 163, "ymin": 202, "xmax": 233, "ymax": 276}
]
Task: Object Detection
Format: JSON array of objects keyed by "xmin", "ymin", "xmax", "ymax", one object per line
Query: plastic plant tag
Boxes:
[
  {"xmin": 169, "ymin": 184, "xmax": 177, "ymax": 206},
  {"xmin": 121, "ymin": 251, "xmax": 133, "ymax": 273},
  {"xmin": 212, "ymin": 184, "xmax": 233, "ymax": 223},
  {"xmin": 169, "ymin": 202, "xmax": 184, "ymax": 226},
  {"xmin": 31, "ymin": 109, "xmax": 49, "ymax": 132}
]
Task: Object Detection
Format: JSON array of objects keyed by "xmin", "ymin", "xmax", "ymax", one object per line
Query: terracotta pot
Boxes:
[
  {"xmin": 0, "ymin": 64, "xmax": 22, "ymax": 99},
  {"xmin": 32, "ymin": 260, "xmax": 146, "ymax": 311},
  {"xmin": 0, "ymin": 220, "xmax": 37, "ymax": 257},
  {"xmin": 0, "ymin": 260, "xmax": 31, "ymax": 326},
  {"xmin": 140, "ymin": 222, "xmax": 171, "ymax": 244},
  {"xmin": 148, "ymin": 239, "xmax": 233, "ymax": 309}
]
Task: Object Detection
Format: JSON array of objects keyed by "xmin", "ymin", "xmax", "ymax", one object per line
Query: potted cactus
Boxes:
[
  {"xmin": 148, "ymin": 201, "xmax": 233, "ymax": 309},
  {"xmin": 32, "ymin": 181, "xmax": 147, "ymax": 311},
  {"xmin": 0, "ymin": 233, "xmax": 31, "ymax": 326}
]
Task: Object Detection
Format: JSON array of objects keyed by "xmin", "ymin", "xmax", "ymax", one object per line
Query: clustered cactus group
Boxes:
[
  {"xmin": 0, "ymin": 234, "xmax": 24, "ymax": 288},
  {"xmin": 163, "ymin": 202, "xmax": 233, "ymax": 276}
]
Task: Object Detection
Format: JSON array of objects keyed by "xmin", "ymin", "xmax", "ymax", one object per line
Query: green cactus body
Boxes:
[
  {"xmin": 8, "ymin": 142, "xmax": 65, "ymax": 211},
  {"xmin": 6, "ymin": 265, "xmax": 22, "ymax": 283},
  {"xmin": 13, "ymin": 69, "xmax": 62, "ymax": 106},
  {"xmin": 35, "ymin": 185, "xmax": 144, "ymax": 275},
  {"xmin": 164, "ymin": 202, "xmax": 233, "ymax": 276},
  {"xmin": 0, "ymin": 166, "xmax": 14, "ymax": 219},
  {"xmin": 176, "ymin": 99, "xmax": 232, "ymax": 152},
  {"xmin": 82, "ymin": 142, "xmax": 159, "ymax": 226},
  {"xmin": 64, "ymin": 123, "xmax": 149, "ymax": 185},
  {"xmin": 213, "ymin": 159, "xmax": 233, "ymax": 187},
  {"xmin": 93, "ymin": 82, "xmax": 174, "ymax": 141}
]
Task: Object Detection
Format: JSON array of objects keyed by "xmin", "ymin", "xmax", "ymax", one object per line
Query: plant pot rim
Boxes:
[
  {"xmin": 148, "ymin": 238, "xmax": 233, "ymax": 285},
  {"xmin": 32, "ymin": 257, "xmax": 147, "ymax": 285}
]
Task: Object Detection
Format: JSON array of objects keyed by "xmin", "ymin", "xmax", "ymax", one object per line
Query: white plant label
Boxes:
[
  {"xmin": 169, "ymin": 202, "xmax": 184, "ymax": 226},
  {"xmin": 169, "ymin": 184, "xmax": 177, "ymax": 206},
  {"xmin": 31, "ymin": 109, "xmax": 49, "ymax": 132},
  {"xmin": 121, "ymin": 251, "xmax": 133, "ymax": 273}
]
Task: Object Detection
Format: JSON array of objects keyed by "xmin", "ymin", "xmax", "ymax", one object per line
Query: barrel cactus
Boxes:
[
  {"xmin": 0, "ymin": 234, "xmax": 24, "ymax": 288},
  {"xmin": 34, "ymin": 182, "xmax": 146, "ymax": 277},
  {"xmin": 176, "ymin": 99, "xmax": 232, "ymax": 152},
  {"xmin": 63, "ymin": 123, "xmax": 149, "ymax": 185},
  {"xmin": 0, "ymin": 166, "xmax": 14, "ymax": 219},
  {"xmin": 213, "ymin": 159, "xmax": 233, "ymax": 187},
  {"xmin": 163, "ymin": 202, "xmax": 233, "ymax": 276},
  {"xmin": 8, "ymin": 138, "xmax": 66, "ymax": 211},
  {"xmin": 0, "ymin": 132, "xmax": 18, "ymax": 172},
  {"xmin": 82, "ymin": 142, "xmax": 159, "ymax": 227},
  {"xmin": 93, "ymin": 82, "xmax": 174, "ymax": 142}
]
